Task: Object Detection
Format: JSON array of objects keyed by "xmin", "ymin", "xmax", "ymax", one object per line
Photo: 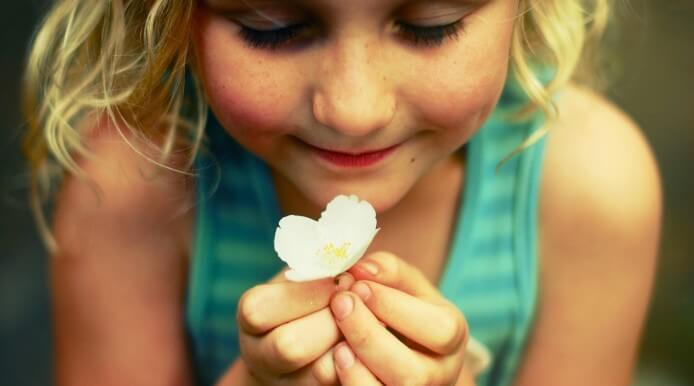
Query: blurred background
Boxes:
[{"xmin": 1, "ymin": 1, "xmax": 692, "ymax": 385}]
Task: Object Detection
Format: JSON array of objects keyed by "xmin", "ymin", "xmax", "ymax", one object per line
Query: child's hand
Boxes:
[
  {"xmin": 236, "ymin": 272, "xmax": 354, "ymax": 385},
  {"xmin": 331, "ymin": 252, "xmax": 470, "ymax": 385}
]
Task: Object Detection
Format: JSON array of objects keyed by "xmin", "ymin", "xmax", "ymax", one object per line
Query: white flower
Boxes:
[{"xmin": 274, "ymin": 194, "xmax": 379, "ymax": 282}]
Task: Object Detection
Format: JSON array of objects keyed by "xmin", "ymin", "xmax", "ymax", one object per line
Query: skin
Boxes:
[
  {"xmin": 49, "ymin": 0, "xmax": 661, "ymax": 385},
  {"xmin": 193, "ymin": 0, "xmax": 515, "ymax": 383},
  {"xmin": 193, "ymin": 0, "xmax": 513, "ymax": 215}
]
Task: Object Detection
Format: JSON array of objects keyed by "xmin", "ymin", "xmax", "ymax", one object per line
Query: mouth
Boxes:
[{"xmin": 303, "ymin": 141, "xmax": 402, "ymax": 168}]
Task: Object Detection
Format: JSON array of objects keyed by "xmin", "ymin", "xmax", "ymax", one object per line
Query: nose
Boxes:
[{"xmin": 312, "ymin": 38, "xmax": 396, "ymax": 137}]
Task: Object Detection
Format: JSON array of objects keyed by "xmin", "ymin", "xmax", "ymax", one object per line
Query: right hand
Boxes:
[{"xmin": 235, "ymin": 271, "xmax": 354, "ymax": 385}]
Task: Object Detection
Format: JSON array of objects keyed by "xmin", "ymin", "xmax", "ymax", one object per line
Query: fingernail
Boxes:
[
  {"xmin": 334, "ymin": 343, "xmax": 354, "ymax": 370},
  {"xmin": 358, "ymin": 261, "xmax": 379, "ymax": 276},
  {"xmin": 335, "ymin": 274, "xmax": 352, "ymax": 291},
  {"xmin": 331, "ymin": 293, "xmax": 354, "ymax": 321},
  {"xmin": 351, "ymin": 282, "xmax": 372, "ymax": 302}
]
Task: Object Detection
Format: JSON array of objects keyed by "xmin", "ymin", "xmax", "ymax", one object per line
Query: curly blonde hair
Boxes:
[{"xmin": 22, "ymin": 0, "xmax": 611, "ymax": 252}]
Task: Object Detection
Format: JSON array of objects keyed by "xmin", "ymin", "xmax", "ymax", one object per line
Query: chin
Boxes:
[{"xmin": 299, "ymin": 177, "xmax": 413, "ymax": 216}]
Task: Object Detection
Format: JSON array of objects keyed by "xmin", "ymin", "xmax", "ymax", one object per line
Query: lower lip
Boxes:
[{"xmin": 310, "ymin": 143, "xmax": 401, "ymax": 168}]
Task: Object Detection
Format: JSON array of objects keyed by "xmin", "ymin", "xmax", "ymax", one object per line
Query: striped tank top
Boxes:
[{"xmin": 185, "ymin": 78, "xmax": 547, "ymax": 386}]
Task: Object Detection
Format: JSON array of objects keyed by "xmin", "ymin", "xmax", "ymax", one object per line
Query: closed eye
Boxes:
[
  {"xmin": 394, "ymin": 18, "xmax": 464, "ymax": 47},
  {"xmin": 237, "ymin": 19, "xmax": 465, "ymax": 50},
  {"xmin": 238, "ymin": 22, "xmax": 311, "ymax": 50}
]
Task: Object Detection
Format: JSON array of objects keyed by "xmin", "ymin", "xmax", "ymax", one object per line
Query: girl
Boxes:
[{"xmin": 23, "ymin": 0, "xmax": 662, "ymax": 385}]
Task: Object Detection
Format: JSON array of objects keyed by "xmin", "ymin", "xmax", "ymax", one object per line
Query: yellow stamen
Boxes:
[{"xmin": 319, "ymin": 241, "xmax": 352, "ymax": 267}]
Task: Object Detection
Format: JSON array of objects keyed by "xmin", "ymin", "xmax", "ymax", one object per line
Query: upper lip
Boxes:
[{"xmin": 301, "ymin": 140, "xmax": 402, "ymax": 155}]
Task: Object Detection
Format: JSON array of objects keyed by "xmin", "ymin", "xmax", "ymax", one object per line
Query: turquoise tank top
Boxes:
[{"xmin": 185, "ymin": 78, "xmax": 547, "ymax": 386}]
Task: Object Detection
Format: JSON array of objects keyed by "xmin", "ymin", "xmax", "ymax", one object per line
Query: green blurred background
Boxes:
[{"xmin": 1, "ymin": 1, "xmax": 692, "ymax": 385}]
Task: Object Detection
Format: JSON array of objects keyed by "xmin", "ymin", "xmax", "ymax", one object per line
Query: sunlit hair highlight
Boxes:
[
  {"xmin": 502, "ymin": 0, "xmax": 611, "ymax": 165},
  {"xmin": 22, "ymin": 0, "xmax": 611, "ymax": 252},
  {"xmin": 23, "ymin": 0, "xmax": 205, "ymax": 252}
]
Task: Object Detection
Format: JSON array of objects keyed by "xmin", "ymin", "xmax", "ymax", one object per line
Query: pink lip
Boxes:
[{"xmin": 307, "ymin": 143, "xmax": 401, "ymax": 168}]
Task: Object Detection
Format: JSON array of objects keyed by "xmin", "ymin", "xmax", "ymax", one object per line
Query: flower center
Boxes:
[{"xmin": 319, "ymin": 241, "xmax": 352, "ymax": 267}]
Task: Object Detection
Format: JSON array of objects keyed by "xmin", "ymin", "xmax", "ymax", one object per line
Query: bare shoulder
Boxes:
[
  {"xmin": 50, "ymin": 119, "xmax": 196, "ymax": 384},
  {"xmin": 540, "ymin": 83, "xmax": 662, "ymax": 261},
  {"xmin": 514, "ymin": 86, "xmax": 663, "ymax": 384},
  {"xmin": 53, "ymin": 119, "xmax": 194, "ymax": 260}
]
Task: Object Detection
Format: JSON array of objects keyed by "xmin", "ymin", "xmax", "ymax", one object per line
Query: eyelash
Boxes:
[
  {"xmin": 238, "ymin": 19, "xmax": 464, "ymax": 50},
  {"xmin": 396, "ymin": 19, "xmax": 464, "ymax": 47},
  {"xmin": 239, "ymin": 23, "xmax": 308, "ymax": 50}
]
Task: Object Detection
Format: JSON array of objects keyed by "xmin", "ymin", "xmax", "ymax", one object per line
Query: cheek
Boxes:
[
  {"xmin": 411, "ymin": 67, "xmax": 505, "ymax": 135},
  {"xmin": 408, "ymin": 51, "xmax": 509, "ymax": 137},
  {"xmin": 193, "ymin": 12, "xmax": 302, "ymax": 142},
  {"xmin": 404, "ymin": 8, "xmax": 515, "ymax": 136}
]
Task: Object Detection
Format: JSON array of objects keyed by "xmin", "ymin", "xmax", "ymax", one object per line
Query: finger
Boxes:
[
  {"xmin": 335, "ymin": 272, "xmax": 356, "ymax": 290},
  {"xmin": 331, "ymin": 292, "xmax": 437, "ymax": 386},
  {"xmin": 351, "ymin": 280, "xmax": 467, "ymax": 355},
  {"xmin": 269, "ymin": 268, "xmax": 355, "ymax": 289},
  {"xmin": 311, "ymin": 346, "xmax": 339, "ymax": 385},
  {"xmin": 238, "ymin": 274, "xmax": 352, "ymax": 334},
  {"xmin": 241, "ymin": 308, "xmax": 341, "ymax": 374},
  {"xmin": 348, "ymin": 251, "xmax": 439, "ymax": 299},
  {"xmin": 266, "ymin": 364, "xmax": 329, "ymax": 386},
  {"xmin": 333, "ymin": 342, "xmax": 382, "ymax": 386},
  {"xmin": 250, "ymin": 348, "xmax": 339, "ymax": 386}
]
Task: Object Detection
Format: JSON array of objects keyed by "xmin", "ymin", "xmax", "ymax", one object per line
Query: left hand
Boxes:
[{"xmin": 329, "ymin": 251, "xmax": 471, "ymax": 385}]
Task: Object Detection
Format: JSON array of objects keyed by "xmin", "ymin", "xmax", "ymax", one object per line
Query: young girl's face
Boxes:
[{"xmin": 193, "ymin": 0, "xmax": 518, "ymax": 213}]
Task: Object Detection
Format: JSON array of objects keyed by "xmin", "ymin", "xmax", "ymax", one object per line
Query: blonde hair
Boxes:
[
  {"xmin": 22, "ymin": 0, "xmax": 611, "ymax": 252},
  {"xmin": 505, "ymin": 0, "xmax": 611, "ymax": 162}
]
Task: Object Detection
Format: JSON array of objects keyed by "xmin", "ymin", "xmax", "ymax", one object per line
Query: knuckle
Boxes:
[
  {"xmin": 237, "ymin": 286, "xmax": 268, "ymax": 333},
  {"xmin": 311, "ymin": 357, "xmax": 338, "ymax": 385},
  {"xmin": 347, "ymin": 325, "xmax": 376, "ymax": 351},
  {"xmin": 377, "ymin": 251, "xmax": 399, "ymax": 268},
  {"xmin": 371, "ymin": 251, "xmax": 400, "ymax": 276},
  {"xmin": 402, "ymin": 364, "xmax": 433, "ymax": 386},
  {"xmin": 270, "ymin": 327, "xmax": 308, "ymax": 369},
  {"xmin": 435, "ymin": 309, "xmax": 467, "ymax": 354}
]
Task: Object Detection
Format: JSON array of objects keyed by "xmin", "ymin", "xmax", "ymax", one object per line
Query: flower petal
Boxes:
[
  {"xmin": 285, "ymin": 267, "xmax": 335, "ymax": 282},
  {"xmin": 335, "ymin": 228, "xmax": 380, "ymax": 272},
  {"xmin": 274, "ymin": 195, "xmax": 380, "ymax": 282},
  {"xmin": 274, "ymin": 215, "xmax": 322, "ymax": 271},
  {"xmin": 319, "ymin": 195, "xmax": 377, "ymax": 246}
]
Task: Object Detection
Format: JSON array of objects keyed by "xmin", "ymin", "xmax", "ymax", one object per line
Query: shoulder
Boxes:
[
  {"xmin": 536, "ymin": 83, "xmax": 662, "ymax": 308},
  {"xmin": 53, "ymin": 118, "xmax": 194, "ymax": 260},
  {"xmin": 512, "ymin": 85, "xmax": 662, "ymax": 385},
  {"xmin": 539, "ymin": 83, "xmax": 662, "ymax": 262},
  {"xmin": 49, "ymin": 119, "xmax": 197, "ymax": 384},
  {"xmin": 531, "ymin": 82, "xmax": 662, "ymax": 354}
]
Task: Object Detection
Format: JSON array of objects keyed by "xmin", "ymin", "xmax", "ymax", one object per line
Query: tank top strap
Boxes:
[
  {"xmin": 186, "ymin": 116, "xmax": 285, "ymax": 386},
  {"xmin": 439, "ymin": 80, "xmax": 547, "ymax": 385}
]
